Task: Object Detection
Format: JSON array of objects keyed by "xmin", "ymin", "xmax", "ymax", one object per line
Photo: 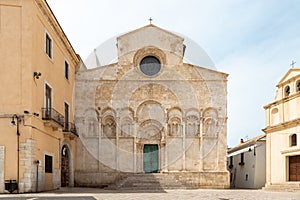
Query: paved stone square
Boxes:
[{"xmin": 0, "ymin": 188, "xmax": 299, "ymax": 200}]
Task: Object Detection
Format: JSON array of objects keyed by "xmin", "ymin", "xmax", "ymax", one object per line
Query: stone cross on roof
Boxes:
[
  {"xmin": 290, "ymin": 60, "xmax": 296, "ymax": 68},
  {"xmin": 149, "ymin": 17, "xmax": 153, "ymax": 24}
]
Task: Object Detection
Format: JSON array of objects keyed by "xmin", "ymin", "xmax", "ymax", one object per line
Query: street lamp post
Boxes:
[{"xmin": 11, "ymin": 114, "xmax": 20, "ymax": 193}]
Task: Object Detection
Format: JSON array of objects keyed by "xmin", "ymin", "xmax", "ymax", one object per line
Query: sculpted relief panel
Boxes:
[
  {"xmin": 138, "ymin": 120, "xmax": 162, "ymax": 140},
  {"xmin": 102, "ymin": 116, "xmax": 116, "ymax": 137},
  {"xmin": 186, "ymin": 110, "xmax": 200, "ymax": 137},
  {"xmin": 137, "ymin": 101, "xmax": 165, "ymax": 123},
  {"xmin": 83, "ymin": 109, "xmax": 99, "ymax": 137},
  {"xmin": 130, "ymin": 83, "xmax": 178, "ymax": 109},
  {"xmin": 186, "ymin": 115, "xmax": 199, "ymax": 137},
  {"xmin": 121, "ymin": 117, "xmax": 133, "ymax": 137},
  {"xmin": 203, "ymin": 108, "xmax": 219, "ymax": 137},
  {"xmin": 168, "ymin": 117, "xmax": 181, "ymax": 136}
]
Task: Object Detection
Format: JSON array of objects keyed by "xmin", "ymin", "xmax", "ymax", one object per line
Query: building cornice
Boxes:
[
  {"xmin": 262, "ymin": 117, "xmax": 300, "ymax": 133},
  {"xmin": 263, "ymin": 92, "xmax": 300, "ymax": 109},
  {"xmin": 35, "ymin": 0, "xmax": 80, "ymax": 68},
  {"xmin": 281, "ymin": 146, "xmax": 300, "ymax": 155}
]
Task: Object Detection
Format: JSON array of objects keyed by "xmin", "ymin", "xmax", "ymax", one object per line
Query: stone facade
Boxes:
[{"xmin": 75, "ymin": 25, "xmax": 229, "ymax": 188}]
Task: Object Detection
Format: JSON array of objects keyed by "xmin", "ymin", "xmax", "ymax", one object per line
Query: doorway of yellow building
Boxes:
[{"xmin": 61, "ymin": 145, "xmax": 70, "ymax": 187}]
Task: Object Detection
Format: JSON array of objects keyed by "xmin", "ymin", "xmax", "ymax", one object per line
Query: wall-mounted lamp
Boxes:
[
  {"xmin": 10, "ymin": 116, "xmax": 16, "ymax": 126},
  {"xmin": 33, "ymin": 72, "xmax": 42, "ymax": 79}
]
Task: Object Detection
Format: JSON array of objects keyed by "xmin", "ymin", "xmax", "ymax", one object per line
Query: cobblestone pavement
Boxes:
[{"xmin": 0, "ymin": 188, "xmax": 299, "ymax": 200}]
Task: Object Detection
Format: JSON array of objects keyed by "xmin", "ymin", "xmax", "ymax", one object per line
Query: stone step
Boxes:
[
  {"xmin": 263, "ymin": 183, "xmax": 300, "ymax": 192},
  {"xmin": 106, "ymin": 173, "xmax": 196, "ymax": 190}
]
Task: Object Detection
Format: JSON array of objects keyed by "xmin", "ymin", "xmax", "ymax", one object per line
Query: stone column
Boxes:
[
  {"xmin": 116, "ymin": 116, "xmax": 120, "ymax": 171},
  {"xmin": 182, "ymin": 119, "xmax": 186, "ymax": 171},
  {"xmin": 199, "ymin": 117, "xmax": 204, "ymax": 171},
  {"xmin": 133, "ymin": 122, "xmax": 137, "ymax": 173},
  {"xmin": 98, "ymin": 118, "xmax": 102, "ymax": 171},
  {"xmin": 136, "ymin": 143, "xmax": 143, "ymax": 173}
]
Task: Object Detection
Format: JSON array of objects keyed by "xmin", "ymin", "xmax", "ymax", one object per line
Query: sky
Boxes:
[{"xmin": 46, "ymin": 0, "xmax": 300, "ymax": 147}]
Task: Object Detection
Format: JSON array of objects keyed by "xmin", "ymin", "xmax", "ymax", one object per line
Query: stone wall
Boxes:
[
  {"xmin": 0, "ymin": 146, "xmax": 4, "ymax": 193},
  {"xmin": 19, "ymin": 139, "xmax": 36, "ymax": 193},
  {"xmin": 75, "ymin": 172, "xmax": 127, "ymax": 187},
  {"xmin": 172, "ymin": 171, "xmax": 230, "ymax": 189}
]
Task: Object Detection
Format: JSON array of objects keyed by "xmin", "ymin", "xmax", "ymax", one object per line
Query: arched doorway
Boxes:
[{"xmin": 61, "ymin": 145, "xmax": 70, "ymax": 187}]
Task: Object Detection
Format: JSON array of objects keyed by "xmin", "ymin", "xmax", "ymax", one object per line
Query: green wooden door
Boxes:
[{"xmin": 143, "ymin": 144, "xmax": 158, "ymax": 173}]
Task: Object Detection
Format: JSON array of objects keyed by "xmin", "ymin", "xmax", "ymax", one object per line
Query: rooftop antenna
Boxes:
[{"xmin": 290, "ymin": 60, "xmax": 296, "ymax": 68}]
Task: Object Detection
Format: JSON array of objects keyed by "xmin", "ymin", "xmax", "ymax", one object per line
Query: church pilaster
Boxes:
[
  {"xmin": 133, "ymin": 122, "xmax": 137, "ymax": 173},
  {"xmin": 199, "ymin": 117, "xmax": 204, "ymax": 171},
  {"xmin": 98, "ymin": 117, "xmax": 102, "ymax": 172},
  {"xmin": 116, "ymin": 116, "xmax": 120, "ymax": 171},
  {"xmin": 182, "ymin": 118, "xmax": 186, "ymax": 171}
]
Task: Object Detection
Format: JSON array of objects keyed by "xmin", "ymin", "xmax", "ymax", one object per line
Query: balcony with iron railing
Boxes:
[
  {"xmin": 63, "ymin": 122, "xmax": 78, "ymax": 136},
  {"xmin": 42, "ymin": 108, "xmax": 65, "ymax": 128}
]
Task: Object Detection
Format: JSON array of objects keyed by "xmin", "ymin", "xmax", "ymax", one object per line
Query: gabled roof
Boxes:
[
  {"xmin": 277, "ymin": 68, "xmax": 300, "ymax": 87},
  {"xmin": 228, "ymin": 134, "xmax": 266, "ymax": 153},
  {"xmin": 84, "ymin": 24, "xmax": 216, "ymax": 69},
  {"xmin": 117, "ymin": 24, "xmax": 184, "ymax": 41}
]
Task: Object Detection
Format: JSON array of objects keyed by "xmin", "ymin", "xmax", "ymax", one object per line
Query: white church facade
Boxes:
[
  {"xmin": 263, "ymin": 68, "xmax": 300, "ymax": 191},
  {"xmin": 74, "ymin": 24, "xmax": 229, "ymax": 188}
]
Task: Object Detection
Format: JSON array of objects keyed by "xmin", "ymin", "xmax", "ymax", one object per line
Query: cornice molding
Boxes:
[
  {"xmin": 264, "ymin": 92, "xmax": 300, "ymax": 109},
  {"xmin": 263, "ymin": 117, "xmax": 300, "ymax": 133}
]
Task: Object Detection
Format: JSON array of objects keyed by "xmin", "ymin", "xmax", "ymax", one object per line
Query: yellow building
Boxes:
[
  {"xmin": 263, "ymin": 68, "xmax": 300, "ymax": 191},
  {"xmin": 0, "ymin": 0, "xmax": 81, "ymax": 193}
]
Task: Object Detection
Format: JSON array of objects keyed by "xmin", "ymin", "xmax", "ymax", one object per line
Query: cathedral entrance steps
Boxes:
[
  {"xmin": 263, "ymin": 183, "xmax": 300, "ymax": 192},
  {"xmin": 106, "ymin": 173, "xmax": 197, "ymax": 190}
]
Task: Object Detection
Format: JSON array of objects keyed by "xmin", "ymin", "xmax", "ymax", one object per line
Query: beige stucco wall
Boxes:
[
  {"xmin": 0, "ymin": 146, "xmax": 4, "ymax": 193},
  {"xmin": 0, "ymin": 0, "xmax": 79, "ymax": 193}
]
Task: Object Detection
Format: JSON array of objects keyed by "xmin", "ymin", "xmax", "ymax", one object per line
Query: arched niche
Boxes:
[
  {"xmin": 203, "ymin": 107, "xmax": 218, "ymax": 137},
  {"xmin": 102, "ymin": 115, "xmax": 116, "ymax": 137},
  {"xmin": 120, "ymin": 116, "xmax": 133, "ymax": 137},
  {"xmin": 138, "ymin": 119, "xmax": 163, "ymax": 140},
  {"xmin": 83, "ymin": 108, "xmax": 99, "ymax": 137},
  {"xmin": 185, "ymin": 109, "xmax": 200, "ymax": 137},
  {"xmin": 136, "ymin": 100, "xmax": 165, "ymax": 123}
]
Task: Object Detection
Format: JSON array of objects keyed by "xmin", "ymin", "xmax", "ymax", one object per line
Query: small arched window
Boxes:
[
  {"xmin": 296, "ymin": 81, "xmax": 300, "ymax": 92},
  {"xmin": 291, "ymin": 134, "xmax": 297, "ymax": 147},
  {"xmin": 285, "ymin": 86, "xmax": 290, "ymax": 97}
]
